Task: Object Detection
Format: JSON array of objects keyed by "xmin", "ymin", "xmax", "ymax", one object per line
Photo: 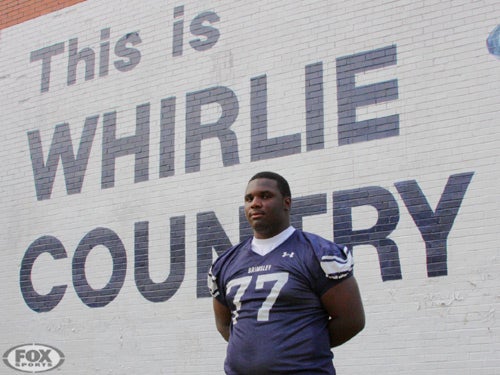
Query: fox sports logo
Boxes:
[{"xmin": 3, "ymin": 343, "xmax": 64, "ymax": 373}]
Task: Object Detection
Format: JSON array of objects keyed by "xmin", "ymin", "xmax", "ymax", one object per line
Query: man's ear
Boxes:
[{"xmin": 284, "ymin": 196, "xmax": 292, "ymax": 211}]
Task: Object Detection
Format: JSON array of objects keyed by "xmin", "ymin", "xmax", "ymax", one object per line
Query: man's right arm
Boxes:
[{"xmin": 213, "ymin": 298, "xmax": 232, "ymax": 341}]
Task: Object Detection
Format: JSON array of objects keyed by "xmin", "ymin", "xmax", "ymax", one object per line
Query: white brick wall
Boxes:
[{"xmin": 1, "ymin": 0, "xmax": 499, "ymax": 373}]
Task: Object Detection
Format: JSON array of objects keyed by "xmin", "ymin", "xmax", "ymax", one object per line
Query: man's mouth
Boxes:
[{"xmin": 249, "ymin": 211, "xmax": 264, "ymax": 219}]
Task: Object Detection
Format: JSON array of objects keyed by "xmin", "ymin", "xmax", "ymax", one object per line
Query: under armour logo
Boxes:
[{"xmin": 282, "ymin": 252, "xmax": 294, "ymax": 258}]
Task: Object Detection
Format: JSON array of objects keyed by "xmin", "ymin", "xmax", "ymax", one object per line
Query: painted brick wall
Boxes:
[{"xmin": 1, "ymin": 0, "xmax": 499, "ymax": 374}]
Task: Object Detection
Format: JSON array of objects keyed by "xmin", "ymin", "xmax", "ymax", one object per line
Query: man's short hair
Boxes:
[{"xmin": 249, "ymin": 171, "xmax": 291, "ymax": 198}]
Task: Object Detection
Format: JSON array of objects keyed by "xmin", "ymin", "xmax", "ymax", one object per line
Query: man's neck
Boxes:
[{"xmin": 251, "ymin": 226, "xmax": 295, "ymax": 256}]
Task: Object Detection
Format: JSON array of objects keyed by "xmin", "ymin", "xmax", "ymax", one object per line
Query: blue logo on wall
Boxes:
[{"xmin": 487, "ymin": 25, "xmax": 500, "ymax": 58}]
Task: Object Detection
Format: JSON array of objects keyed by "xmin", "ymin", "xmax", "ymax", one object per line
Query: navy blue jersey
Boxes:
[{"xmin": 208, "ymin": 229, "xmax": 353, "ymax": 375}]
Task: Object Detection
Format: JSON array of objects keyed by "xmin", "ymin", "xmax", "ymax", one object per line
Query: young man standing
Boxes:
[{"xmin": 208, "ymin": 171, "xmax": 365, "ymax": 374}]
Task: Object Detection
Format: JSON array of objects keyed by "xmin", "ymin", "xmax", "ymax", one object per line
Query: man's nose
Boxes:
[{"xmin": 250, "ymin": 196, "xmax": 262, "ymax": 207}]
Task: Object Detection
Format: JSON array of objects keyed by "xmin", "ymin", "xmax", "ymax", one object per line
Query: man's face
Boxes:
[{"xmin": 244, "ymin": 178, "xmax": 291, "ymax": 239}]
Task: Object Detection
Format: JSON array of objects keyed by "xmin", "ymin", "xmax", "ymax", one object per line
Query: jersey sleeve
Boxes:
[
  {"xmin": 305, "ymin": 232, "xmax": 354, "ymax": 280},
  {"xmin": 207, "ymin": 239, "xmax": 252, "ymax": 305},
  {"xmin": 318, "ymin": 243, "xmax": 353, "ymax": 280},
  {"xmin": 207, "ymin": 255, "xmax": 228, "ymax": 305},
  {"xmin": 206, "ymin": 244, "xmax": 236, "ymax": 304},
  {"xmin": 207, "ymin": 265, "xmax": 220, "ymax": 298}
]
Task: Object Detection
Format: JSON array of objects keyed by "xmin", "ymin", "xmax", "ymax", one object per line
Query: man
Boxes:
[{"xmin": 208, "ymin": 171, "xmax": 365, "ymax": 374}]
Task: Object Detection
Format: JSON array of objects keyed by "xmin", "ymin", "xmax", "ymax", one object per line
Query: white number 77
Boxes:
[{"xmin": 226, "ymin": 272, "xmax": 289, "ymax": 324}]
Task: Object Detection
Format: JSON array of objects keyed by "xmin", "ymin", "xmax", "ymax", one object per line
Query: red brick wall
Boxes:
[{"xmin": 0, "ymin": 0, "xmax": 85, "ymax": 30}]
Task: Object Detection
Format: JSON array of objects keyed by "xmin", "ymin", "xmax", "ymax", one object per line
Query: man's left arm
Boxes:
[{"xmin": 320, "ymin": 276, "xmax": 365, "ymax": 348}]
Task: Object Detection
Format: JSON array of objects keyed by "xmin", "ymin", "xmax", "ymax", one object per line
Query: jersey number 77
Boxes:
[{"xmin": 225, "ymin": 272, "xmax": 289, "ymax": 324}]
